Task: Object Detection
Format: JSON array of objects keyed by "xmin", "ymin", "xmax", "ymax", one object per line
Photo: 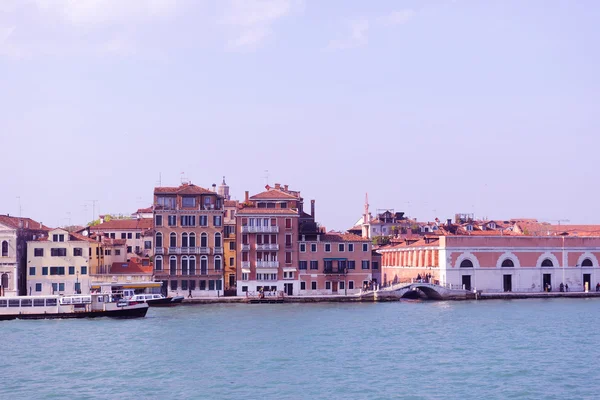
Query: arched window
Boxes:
[
  {"xmin": 201, "ymin": 233, "xmax": 208, "ymax": 248},
  {"xmin": 155, "ymin": 233, "xmax": 163, "ymax": 248},
  {"xmin": 541, "ymin": 259, "xmax": 553, "ymax": 267},
  {"xmin": 189, "ymin": 233, "xmax": 196, "ymax": 248},
  {"xmin": 1, "ymin": 241, "xmax": 8, "ymax": 257},
  {"xmin": 189, "ymin": 256, "xmax": 196, "ymax": 275},
  {"xmin": 215, "ymin": 255, "xmax": 222, "ymax": 271},
  {"xmin": 460, "ymin": 259, "xmax": 474, "ymax": 268},
  {"xmin": 200, "ymin": 255, "xmax": 208, "ymax": 274},
  {"xmin": 170, "ymin": 232, "xmax": 177, "ymax": 248},
  {"xmin": 155, "ymin": 256, "xmax": 163, "ymax": 271},
  {"xmin": 582, "ymin": 258, "xmax": 593, "ymax": 267},
  {"xmin": 182, "ymin": 256, "xmax": 189, "ymax": 275},
  {"xmin": 169, "ymin": 256, "xmax": 177, "ymax": 275},
  {"xmin": 501, "ymin": 259, "xmax": 514, "ymax": 267},
  {"xmin": 182, "ymin": 233, "xmax": 189, "ymax": 248},
  {"xmin": 215, "ymin": 233, "xmax": 222, "ymax": 248},
  {"xmin": 1, "ymin": 273, "xmax": 8, "ymax": 288}
]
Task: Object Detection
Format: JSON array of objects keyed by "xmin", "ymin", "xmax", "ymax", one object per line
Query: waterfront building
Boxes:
[
  {"xmin": 153, "ymin": 182, "xmax": 225, "ymax": 297},
  {"xmin": 236, "ymin": 184, "xmax": 306, "ymax": 296},
  {"xmin": 224, "ymin": 198, "xmax": 238, "ymax": 295},
  {"xmin": 90, "ymin": 257, "xmax": 154, "ymax": 286},
  {"xmin": 0, "ymin": 214, "xmax": 49, "ymax": 296},
  {"xmin": 379, "ymin": 229, "xmax": 600, "ymax": 293},
  {"xmin": 27, "ymin": 228, "xmax": 94, "ymax": 295},
  {"xmin": 297, "ymin": 232, "xmax": 373, "ymax": 295},
  {"xmin": 88, "ymin": 218, "xmax": 153, "ymax": 259}
]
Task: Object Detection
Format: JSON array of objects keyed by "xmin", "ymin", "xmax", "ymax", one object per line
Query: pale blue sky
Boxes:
[{"xmin": 1, "ymin": 0, "xmax": 599, "ymax": 230}]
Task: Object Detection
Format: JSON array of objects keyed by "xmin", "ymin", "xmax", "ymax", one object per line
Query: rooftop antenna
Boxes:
[
  {"xmin": 180, "ymin": 172, "xmax": 186, "ymax": 184},
  {"xmin": 86, "ymin": 200, "xmax": 98, "ymax": 222},
  {"xmin": 157, "ymin": 172, "xmax": 162, "ymax": 187},
  {"xmin": 264, "ymin": 170, "xmax": 270, "ymax": 186}
]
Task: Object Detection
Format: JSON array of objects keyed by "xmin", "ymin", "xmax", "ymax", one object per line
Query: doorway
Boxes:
[
  {"xmin": 503, "ymin": 275, "xmax": 512, "ymax": 292},
  {"xmin": 332, "ymin": 281, "xmax": 338, "ymax": 293},
  {"xmin": 461, "ymin": 275, "xmax": 471, "ymax": 291},
  {"xmin": 228, "ymin": 274, "xmax": 235, "ymax": 288},
  {"xmin": 583, "ymin": 274, "xmax": 591, "ymax": 292},
  {"xmin": 543, "ymin": 274, "xmax": 552, "ymax": 291},
  {"xmin": 284, "ymin": 283, "xmax": 293, "ymax": 296}
]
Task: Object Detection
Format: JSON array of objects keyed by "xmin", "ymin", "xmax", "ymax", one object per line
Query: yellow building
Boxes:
[
  {"xmin": 224, "ymin": 199, "xmax": 238, "ymax": 294},
  {"xmin": 26, "ymin": 228, "xmax": 95, "ymax": 295}
]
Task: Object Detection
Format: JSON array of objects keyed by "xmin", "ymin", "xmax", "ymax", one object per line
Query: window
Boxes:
[
  {"xmin": 325, "ymin": 243, "xmax": 331, "ymax": 252},
  {"xmin": 157, "ymin": 196, "xmax": 176, "ymax": 209},
  {"xmin": 115, "ymin": 249, "xmax": 121, "ymax": 256},
  {"xmin": 215, "ymin": 256, "xmax": 222, "ymax": 271},
  {"xmin": 105, "ymin": 249, "xmax": 111, "ymax": 256},
  {"xmin": 52, "ymin": 234, "xmax": 64, "ymax": 242},
  {"xmin": 189, "ymin": 233, "xmax": 196, "ymax": 248},
  {"xmin": 127, "ymin": 246, "xmax": 132, "ymax": 253},
  {"xmin": 127, "ymin": 232, "xmax": 133, "ymax": 239},
  {"xmin": 170, "ymin": 256, "xmax": 177, "ymax": 275},
  {"xmin": 209, "ymin": 280, "xmax": 215, "ymax": 290},
  {"xmin": 285, "ymin": 218, "xmax": 292, "ymax": 229},
  {"xmin": 324, "ymin": 260, "xmax": 333, "ymax": 271},
  {"xmin": 35, "ymin": 283, "xmax": 42, "ymax": 292},
  {"xmin": 541, "ymin": 259, "xmax": 553, "ymax": 267},
  {"xmin": 182, "ymin": 233, "xmax": 189, "ymax": 248},
  {"xmin": 582, "ymin": 258, "xmax": 593, "ymax": 267},
  {"xmin": 285, "ymin": 252, "xmax": 292, "ymax": 264},
  {"xmin": 42, "ymin": 267, "xmax": 48, "ymax": 275},
  {"xmin": 145, "ymin": 241, "xmax": 152, "ymax": 250},
  {"xmin": 189, "ymin": 257, "xmax": 196, "ymax": 275},
  {"xmin": 182, "ymin": 197, "xmax": 196, "ymax": 208},
  {"xmin": 155, "ymin": 215, "xmax": 163, "ymax": 226},
  {"xmin": 229, "ymin": 241, "xmax": 235, "ymax": 251},
  {"xmin": 50, "ymin": 248, "xmax": 67, "ymax": 257},
  {"xmin": 348, "ymin": 243, "xmax": 354, "ymax": 252},
  {"xmin": 199, "ymin": 216, "xmax": 208, "ymax": 226},
  {"xmin": 29, "ymin": 267, "xmax": 36, "ymax": 276},
  {"xmin": 182, "ymin": 280, "xmax": 188, "ymax": 290},
  {"xmin": 81, "ymin": 266, "xmax": 87, "ymax": 275},
  {"xmin": 310, "ymin": 261, "xmax": 318, "ymax": 270},
  {"xmin": 34, "ymin": 248, "xmax": 43, "ymax": 257},
  {"xmin": 200, "ymin": 256, "xmax": 208, "ymax": 274},
  {"xmin": 1, "ymin": 241, "xmax": 8, "ymax": 257},
  {"xmin": 69, "ymin": 266, "xmax": 75, "ymax": 275},
  {"xmin": 242, "ymin": 285, "xmax": 248, "ymax": 292},
  {"xmin": 229, "ymin": 257, "xmax": 234, "ymax": 267},
  {"xmin": 168, "ymin": 215, "xmax": 177, "ymax": 227},
  {"xmin": 170, "ymin": 232, "xmax": 177, "ymax": 248},
  {"xmin": 214, "ymin": 216, "xmax": 222, "ymax": 227},
  {"xmin": 372, "ymin": 261, "xmax": 379, "ymax": 270},
  {"xmin": 300, "ymin": 243, "xmax": 306, "ymax": 252},
  {"xmin": 284, "ymin": 271, "xmax": 294, "ymax": 279},
  {"xmin": 348, "ymin": 261, "xmax": 355, "ymax": 270},
  {"xmin": 326, "ymin": 281, "xmax": 331, "ymax": 290},
  {"xmin": 200, "ymin": 233, "xmax": 208, "ymax": 248},
  {"xmin": 460, "ymin": 259, "xmax": 474, "ymax": 268},
  {"xmin": 362, "ymin": 261, "xmax": 370, "ymax": 270},
  {"xmin": 170, "ymin": 280, "xmax": 178, "ymax": 290},
  {"xmin": 136, "ymin": 233, "xmax": 141, "ymax": 239},
  {"xmin": 362, "ymin": 243, "xmax": 368, "ymax": 252},
  {"xmin": 181, "ymin": 215, "xmax": 196, "ymax": 226},
  {"xmin": 339, "ymin": 281, "xmax": 345, "ymax": 290},
  {"xmin": 311, "ymin": 243, "xmax": 317, "ymax": 252},
  {"xmin": 300, "ymin": 281, "xmax": 306, "ymax": 290},
  {"xmin": 299, "ymin": 261, "xmax": 307, "ymax": 270},
  {"xmin": 73, "ymin": 248, "xmax": 82, "ymax": 257},
  {"xmin": 155, "ymin": 256, "xmax": 163, "ymax": 271},
  {"xmin": 182, "ymin": 256, "xmax": 189, "ymax": 275},
  {"xmin": 338, "ymin": 244, "xmax": 345, "ymax": 252},
  {"xmin": 349, "ymin": 281, "xmax": 354, "ymax": 290},
  {"xmin": 110, "ymin": 233, "xmax": 115, "ymax": 239},
  {"xmin": 215, "ymin": 233, "xmax": 222, "ymax": 248},
  {"xmin": 121, "ymin": 233, "xmax": 126, "ymax": 239},
  {"xmin": 155, "ymin": 232, "xmax": 163, "ymax": 248},
  {"xmin": 501, "ymin": 259, "xmax": 514, "ymax": 267},
  {"xmin": 311, "ymin": 281, "xmax": 317, "ymax": 290},
  {"xmin": 50, "ymin": 267, "xmax": 65, "ymax": 275},
  {"xmin": 216, "ymin": 280, "xmax": 222, "ymax": 291},
  {"xmin": 241, "ymin": 273, "xmax": 249, "ymax": 281}
]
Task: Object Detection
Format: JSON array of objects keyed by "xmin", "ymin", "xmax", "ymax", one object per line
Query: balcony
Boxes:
[
  {"xmin": 241, "ymin": 244, "xmax": 250, "ymax": 251},
  {"xmin": 241, "ymin": 226, "xmax": 279, "ymax": 233},
  {"xmin": 323, "ymin": 268, "xmax": 347, "ymax": 274},
  {"xmin": 214, "ymin": 247, "xmax": 223, "ymax": 255},
  {"xmin": 199, "ymin": 247, "xmax": 210, "ymax": 255},
  {"xmin": 256, "ymin": 244, "xmax": 279, "ymax": 251},
  {"xmin": 155, "ymin": 247, "xmax": 164, "ymax": 255},
  {"xmin": 241, "ymin": 261, "xmax": 251, "ymax": 269},
  {"xmin": 256, "ymin": 261, "xmax": 279, "ymax": 269},
  {"xmin": 166, "ymin": 247, "xmax": 211, "ymax": 255},
  {"xmin": 168, "ymin": 247, "xmax": 181, "ymax": 254}
]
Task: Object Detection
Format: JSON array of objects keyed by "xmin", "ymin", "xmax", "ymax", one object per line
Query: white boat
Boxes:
[
  {"xmin": 127, "ymin": 292, "xmax": 184, "ymax": 307},
  {"xmin": 0, "ymin": 293, "xmax": 148, "ymax": 320}
]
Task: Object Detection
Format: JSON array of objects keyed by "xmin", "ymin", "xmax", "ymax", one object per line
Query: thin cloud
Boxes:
[{"xmin": 380, "ymin": 9, "xmax": 416, "ymax": 26}]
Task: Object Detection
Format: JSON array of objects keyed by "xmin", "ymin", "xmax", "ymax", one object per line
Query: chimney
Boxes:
[
  {"xmin": 212, "ymin": 183, "xmax": 217, "ymax": 192},
  {"xmin": 244, "ymin": 191, "xmax": 249, "ymax": 203},
  {"xmin": 311, "ymin": 199, "xmax": 315, "ymax": 219},
  {"xmin": 447, "ymin": 219, "xmax": 452, "ymax": 226},
  {"xmin": 274, "ymin": 183, "xmax": 281, "ymax": 190},
  {"xmin": 284, "ymin": 185, "xmax": 288, "ymax": 191}
]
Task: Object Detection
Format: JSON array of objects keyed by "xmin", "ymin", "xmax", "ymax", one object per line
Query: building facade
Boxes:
[
  {"xmin": 153, "ymin": 182, "xmax": 225, "ymax": 297},
  {"xmin": 27, "ymin": 228, "xmax": 93, "ymax": 295},
  {"xmin": 224, "ymin": 199, "xmax": 238, "ymax": 294},
  {"xmin": 88, "ymin": 218, "xmax": 153, "ymax": 259}
]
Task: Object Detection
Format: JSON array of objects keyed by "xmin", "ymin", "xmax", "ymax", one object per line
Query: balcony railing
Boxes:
[
  {"xmin": 241, "ymin": 226, "xmax": 279, "ymax": 233},
  {"xmin": 166, "ymin": 247, "xmax": 211, "ymax": 255},
  {"xmin": 256, "ymin": 244, "xmax": 279, "ymax": 251},
  {"xmin": 168, "ymin": 247, "xmax": 180, "ymax": 254},
  {"xmin": 241, "ymin": 244, "xmax": 250, "ymax": 251},
  {"xmin": 323, "ymin": 268, "xmax": 348, "ymax": 274},
  {"xmin": 256, "ymin": 261, "xmax": 279, "ymax": 269},
  {"xmin": 241, "ymin": 261, "xmax": 251, "ymax": 269},
  {"xmin": 155, "ymin": 247, "xmax": 164, "ymax": 255},
  {"xmin": 214, "ymin": 247, "xmax": 223, "ymax": 255}
]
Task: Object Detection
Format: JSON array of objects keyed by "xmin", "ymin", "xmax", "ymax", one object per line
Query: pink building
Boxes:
[
  {"xmin": 298, "ymin": 232, "xmax": 374, "ymax": 295},
  {"xmin": 380, "ymin": 233, "xmax": 600, "ymax": 293}
]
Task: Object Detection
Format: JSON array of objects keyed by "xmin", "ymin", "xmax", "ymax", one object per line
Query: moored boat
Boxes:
[
  {"xmin": 129, "ymin": 293, "xmax": 184, "ymax": 307},
  {"xmin": 0, "ymin": 293, "xmax": 148, "ymax": 320}
]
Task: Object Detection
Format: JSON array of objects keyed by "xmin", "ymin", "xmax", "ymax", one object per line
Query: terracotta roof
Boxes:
[
  {"xmin": 34, "ymin": 231, "xmax": 96, "ymax": 242},
  {"xmin": 89, "ymin": 218, "xmax": 153, "ymax": 231},
  {"xmin": 321, "ymin": 232, "xmax": 370, "ymax": 242},
  {"xmin": 109, "ymin": 258, "xmax": 153, "ymax": 275},
  {"xmin": 249, "ymin": 189, "xmax": 299, "ymax": 200},
  {"xmin": 135, "ymin": 207, "xmax": 153, "ymax": 213},
  {"xmin": 154, "ymin": 183, "xmax": 214, "ymax": 195},
  {"xmin": 224, "ymin": 200, "xmax": 238, "ymax": 207},
  {"xmin": 0, "ymin": 215, "xmax": 50, "ymax": 231},
  {"xmin": 236, "ymin": 208, "xmax": 298, "ymax": 215}
]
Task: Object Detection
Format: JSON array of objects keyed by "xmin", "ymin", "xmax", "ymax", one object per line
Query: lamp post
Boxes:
[{"xmin": 344, "ymin": 267, "xmax": 348, "ymax": 296}]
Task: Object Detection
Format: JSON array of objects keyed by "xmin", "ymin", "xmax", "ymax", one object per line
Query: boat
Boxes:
[
  {"xmin": 129, "ymin": 293, "xmax": 184, "ymax": 307},
  {"xmin": 0, "ymin": 293, "xmax": 148, "ymax": 321}
]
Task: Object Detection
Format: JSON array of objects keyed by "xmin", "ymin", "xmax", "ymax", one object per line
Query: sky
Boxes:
[{"xmin": 1, "ymin": 0, "xmax": 599, "ymax": 230}]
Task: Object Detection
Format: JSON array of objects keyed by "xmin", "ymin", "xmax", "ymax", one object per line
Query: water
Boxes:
[{"xmin": 1, "ymin": 299, "xmax": 600, "ymax": 400}]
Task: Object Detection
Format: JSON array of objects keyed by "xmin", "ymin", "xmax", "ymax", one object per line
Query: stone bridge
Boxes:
[{"xmin": 363, "ymin": 283, "xmax": 474, "ymax": 301}]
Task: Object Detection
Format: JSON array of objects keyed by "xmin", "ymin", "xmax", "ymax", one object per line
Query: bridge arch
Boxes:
[{"xmin": 400, "ymin": 284, "xmax": 444, "ymax": 300}]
